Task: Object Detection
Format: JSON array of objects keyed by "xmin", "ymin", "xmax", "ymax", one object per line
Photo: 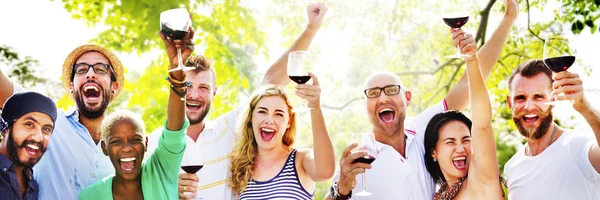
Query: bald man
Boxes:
[{"xmin": 325, "ymin": 1, "xmax": 519, "ymax": 197}]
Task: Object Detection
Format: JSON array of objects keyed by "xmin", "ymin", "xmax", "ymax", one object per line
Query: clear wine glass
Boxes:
[
  {"xmin": 287, "ymin": 51, "xmax": 313, "ymax": 112},
  {"xmin": 181, "ymin": 144, "xmax": 204, "ymax": 199},
  {"xmin": 543, "ymin": 35, "xmax": 576, "ymax": 105},
  {"xmin": 442, "ymin": 0, "xmax": 475, "ymax": 58},
  {"xmin": 351, "ymin": 132, "xmax": 379, "ymax": 197},
  {"xmin": 160, "ymin": 8, "xmax": 195, "ymax": 72}
]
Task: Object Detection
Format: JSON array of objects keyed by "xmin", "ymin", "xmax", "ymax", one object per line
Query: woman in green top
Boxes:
[{"xmin": 78, "ymin": 23, "xmax": 195, "ymax": 200}]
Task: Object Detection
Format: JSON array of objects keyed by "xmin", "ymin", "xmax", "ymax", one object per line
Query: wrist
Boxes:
[{"xmin": 306, "ymin": 24, "xmax": 320, "ymax": 33}]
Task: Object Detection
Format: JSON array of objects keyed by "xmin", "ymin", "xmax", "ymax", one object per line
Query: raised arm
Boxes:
[
  {"xmin": 160, "ymin": 27, "xmax": 196, "ymax": 131},
  {"xmin": 0, "ymin": 69, "xmax": 16, "ymax": 109},
  {"xmin": 262, "ymin": 2, "xmax": 328, "ymax": 86},
  {"xmin": 296, "ymin": 72, "xmax": 335, "ymax": 181},
  {"xmin": 462, "ymin": 35, "xmax": 499, "ymax": 184},
  {"xmin": 444, "ymin": 0, "xmax": 518, "ymax": 110},
  {"xmin": 553, "ymin": 71, "xmax": 600, "ymax": 173}
]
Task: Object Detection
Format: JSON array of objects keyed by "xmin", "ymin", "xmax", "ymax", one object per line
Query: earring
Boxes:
[
  {"xmin": 70, "ymin": 90, "xmax": 73, "ymax": 94},
  {"xmin": 433, "ymin": 158, "xmax": 437, "ymax": 162},
  {"xmin": 112, "ymin": 90, "xmax": 115, "ymax": 94}
]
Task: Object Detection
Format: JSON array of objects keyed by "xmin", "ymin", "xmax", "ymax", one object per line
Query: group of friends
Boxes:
[{"xmin": 0, "ymin": 0, "xmax": 599, "ymax": 199}]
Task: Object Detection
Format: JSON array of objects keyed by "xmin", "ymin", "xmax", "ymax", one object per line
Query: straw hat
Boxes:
[{"xmin": 62, "ymin": 44, "xmax": 124, "ymax": 99}]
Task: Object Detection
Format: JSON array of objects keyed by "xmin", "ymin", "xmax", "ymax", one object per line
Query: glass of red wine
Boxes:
[
  {"xmin": 351, "ymin": 132, "xmax": 379, "ymax": 197},
  {"xmin": 181, "ymin": 145, "xmax": 204, "ymax": 199},
  {"xmin": 543, "ymin": 35, "xmax": 576, "ymax": 105},
  {"xmin": 442, "ymin": 0, "xmax": 473, "ymax": 58},
  {"xmin": 160, "ymin": 8, "xmax": 195, "ymax": 72},
  {"xmin": 287, "ymin": 51, "xmax": 313, "ymax": 112}
]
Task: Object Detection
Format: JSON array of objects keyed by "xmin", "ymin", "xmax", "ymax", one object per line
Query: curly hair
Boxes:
[{"xmin": 229, "ymin": 85, "xmax": 297, "ymax": 195}]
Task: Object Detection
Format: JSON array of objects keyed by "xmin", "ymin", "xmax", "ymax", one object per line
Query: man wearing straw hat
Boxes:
[
  {"xmin": 0, "ymin": 92, "xmax": 57, "ymax": 200},
  {"xmin": 0, "ymin": 44, "xmax": 127, "ymax": 199}
]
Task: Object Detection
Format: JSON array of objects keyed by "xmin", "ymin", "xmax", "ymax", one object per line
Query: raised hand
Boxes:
[
  {"xmin": 336, "ymin": 143, "xmax": 372, "ymax": 196},
  {"xmin": 504, "ymin": 0, "xmax": 519, "ymax": 21},
  {"xmin": 551, "ymin": 71, "xmax": 586, "ymax": 109},
  {"xmin": 294, "ymin": 72, "xmax": 321, "ymax": 108},
  {"xmin": 159, "ymin": 23, "xmax": 196, "ymax": 69},
  {"xmin": 307, "ymin": 2, "xmax": 328, "ymax": 30},
  {"xmin": 451, "ymin": 28, "xmax": 477, "ymax": 62}
]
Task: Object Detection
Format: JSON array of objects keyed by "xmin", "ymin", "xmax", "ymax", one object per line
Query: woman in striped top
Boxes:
[{"xmin": 230, "ymin": 72, "xmax": 335, "ymax": 199}]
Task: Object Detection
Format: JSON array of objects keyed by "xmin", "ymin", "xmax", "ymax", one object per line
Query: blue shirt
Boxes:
[
  {"xmin": 33, "ymin": 109, "xmax": 114, "ymax": 200},
  {"xmin": 0, "ymin": 153, "xmax": 38, "ymax": 200}
]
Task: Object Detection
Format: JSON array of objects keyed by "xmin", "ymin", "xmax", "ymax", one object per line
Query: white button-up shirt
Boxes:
[{"xmin": 147, "ymin": 109, "xmax": 239, "ymax": 200}]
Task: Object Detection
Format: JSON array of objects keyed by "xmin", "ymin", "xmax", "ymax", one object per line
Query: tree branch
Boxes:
[
  {"xmin": 321, "ymin": 97, "xmax": 362, "ymax": 110},
  {"xmin": 525, "ymin": 0, "xmax": 545, "ymax": 42},
  {"xmin": 476, "ymin": 0, "xmax": 497, "ymax": 47}
]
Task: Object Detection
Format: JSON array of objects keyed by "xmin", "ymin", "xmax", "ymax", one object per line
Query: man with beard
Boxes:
[
  {"xmin": 0, "ymin": 92, "xmax": 57, "ymax": 200},
  {"xmin": 326, "ymin": 0, "xmax": 519, "ymax": 199},
  {"xmin": 144, "ymin": 3, "xmax": 329, "ymax": 200},
  {"xmin": 503, "ymin": 59, "xmax": 600, "ymax": 199},
  {"xmin": 0, "ymin": 44, "xmax": 129, "ymax": 199}
]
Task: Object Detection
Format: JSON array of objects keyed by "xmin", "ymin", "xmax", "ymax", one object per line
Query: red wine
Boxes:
[
  {"xmin": 353, "ymin": 156, "xmax": 376, "ymax": 164},
  {"xmin": 181, "ymin": 165, "xmax": 203, "ymax": 174},
  {"xmin": 443, "ymin": 16, "xmax": 469, "ymax": 28},
  {"xmin": 161, "ymin": 24, "xmax": 188, "ymax": 40},
  {"xmin": 544, "ymin": 56, "xmax": 576, "ymax": 72},
  {"xmin": 289, "ymin": 75, "xmax": 311, "ymax": 84}
]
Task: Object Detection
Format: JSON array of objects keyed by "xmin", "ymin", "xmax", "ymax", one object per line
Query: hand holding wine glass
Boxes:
[
  {"xmin": 179, "ymin": 145, "xmax": 205, "ymax": 199},
  {"xmin": 287, "ymin": 51, "xmax": 313, "ymax": 112},
  {"xmin": 451, "ymin": 29, "xmax": 477, "ymax": 62},
  {"xmin": 294, "ymin": 72, "xmax": 321, "ymax": 109},
  {"xmin": 351, "ymin": 132, "xmax": 379, "ymax": 197},
  {"xmin": 543, "ymin": 35, "xmax": 577, "ymax": 105},
  {"xmin": 442, "ymin": 0, "xmax": 475, "ymax": 58},
  {"xmin": 159, "ymin": 8, "xmax": 196, "ymax": 72}
]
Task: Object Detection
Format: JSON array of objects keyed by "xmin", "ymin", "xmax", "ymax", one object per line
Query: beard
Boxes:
[
  {"xmin": 513, "ymin": 109, "xmax": 553, "ymax": 140},
  {"xmin": 369, "ymin": 103, "xmax": 405, "ymax": 136},
  {"xmin": 186, "ymin": 101, "xmax": 211, "ymax": 125},
  {"xmin": 6, "ymin": 127, "xmax": 46, "ymax": 168},
  {"xmin": 74, "ymin": 81, "xmax": 112, "ymax": 119}
]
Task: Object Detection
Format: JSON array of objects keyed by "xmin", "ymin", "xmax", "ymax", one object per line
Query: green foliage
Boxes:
[
  {"xmin": 554, "ymin": 0, "xmax": 600, "ymax": 34},
  {"xmin": 0, "ymin": 45, "xmax": 44, "ymax": 87}
]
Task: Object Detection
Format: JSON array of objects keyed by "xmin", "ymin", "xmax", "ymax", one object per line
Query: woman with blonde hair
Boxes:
[{"xmin": 230, "ymin": 73, "xmax": 335, "ymax": 199}]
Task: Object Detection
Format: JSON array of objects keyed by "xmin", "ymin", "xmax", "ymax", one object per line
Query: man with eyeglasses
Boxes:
[
  {"xmin": 325, "ymin": 0, "xmax": 519, "ymax": 198},
  {"xmin": 0, "ymin": 44, "xmax": 131, "ymax": 199}
]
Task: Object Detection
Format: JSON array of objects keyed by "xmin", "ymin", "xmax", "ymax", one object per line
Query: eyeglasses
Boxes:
[
  {"xmin": 73, "ymin": 63, "xmax": 113, "ymax": 75},
  {"xmin": 364, "ymin": 85, "xmax": 403, "ymax": 98}
]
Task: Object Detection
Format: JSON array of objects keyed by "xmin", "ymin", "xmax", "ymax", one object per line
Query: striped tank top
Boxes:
[{"xmin": 239, "ymin": 149, "xmax": 313, "ymax": 200}]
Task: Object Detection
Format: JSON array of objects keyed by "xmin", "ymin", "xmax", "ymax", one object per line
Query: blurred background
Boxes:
[{"xmin": 1, "ymin": 0, "xmax": 599, "ymax": 198}]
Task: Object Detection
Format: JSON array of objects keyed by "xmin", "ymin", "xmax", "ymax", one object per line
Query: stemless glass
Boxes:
[{"xmin": 160, "ymin": 8, "xmax": 195, "ymax": 72}]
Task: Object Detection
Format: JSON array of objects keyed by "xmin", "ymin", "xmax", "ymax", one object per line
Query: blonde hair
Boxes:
[
  {"xmin": 185, "ymin": 55, "xmax": 217, "ymax": 86},
  {"xmin": 230, "ymin": 85, "xmax": 297, "ymax": 194},
  {"xmin": 100, "ymin": 110, "xmax": 146, "ymax": 141}
]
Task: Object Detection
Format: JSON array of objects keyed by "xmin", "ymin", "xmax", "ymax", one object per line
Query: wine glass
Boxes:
[
  {"xmin": 181, "ymin": 145, "xmax": 204, "ymax": 199},
  {"xmin": 543, "ymin": 35, "xmax": 576, "ymax": 105},
  {"xmin": 287, "ymin": 51, "xmax": 313, "ymax": 112},
  {"xmin": 160, "ymin": 8, "xmax": 195, "ymax": 72},
  {"xmin": 351, "ymin": 132, "xmax": 379, "ymax": 197},
  {"xmin": 442, "ymin": 0, "xmax": 475, "ymax": 58}
]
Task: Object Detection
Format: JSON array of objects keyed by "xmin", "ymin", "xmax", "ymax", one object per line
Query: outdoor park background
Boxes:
[{"xmin": 1, "ymin": 0, "xmax": 599, "ymax": 198}]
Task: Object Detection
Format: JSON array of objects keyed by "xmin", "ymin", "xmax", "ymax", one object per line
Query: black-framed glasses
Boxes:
[
  {"xmin": 73, "ymin": 63, "xmax": 113, "ymax": 75},
  {"xmin": 364, "ymin": 85, "xmax": 402, "ymax": 98}
]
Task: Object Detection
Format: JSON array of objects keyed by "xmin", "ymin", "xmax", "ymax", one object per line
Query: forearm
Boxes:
[
  {"xmin": 577, "ymin": 100, "xmax": 600, "ymax": 146},
  {"xmin": 0, "ymin": 69, "xmax": 15, "ymax": 109},
  {"xmin": 476, "ymin": 17, "xmax": 515, "ymax": 79},
  {"xmin": 166, "ymin": 71, "xmax": 186, "ymax": 131},
  {"xmin": 310, "ymin": 107, "xmax": 335, "ymax": 180},
  {"xmin": 467, "ymin": 59, "xmax": 492, "ymax": 126},
  {"xmin": 262, "ymin": 27, "xmax": 319, "ymax": 86}
]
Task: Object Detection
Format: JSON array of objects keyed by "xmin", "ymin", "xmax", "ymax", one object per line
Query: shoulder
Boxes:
[{"xmin": 79, "ymin": 176, "xmax": 113, "ymax": 199}]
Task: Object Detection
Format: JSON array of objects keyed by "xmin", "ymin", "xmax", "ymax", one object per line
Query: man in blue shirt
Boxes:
[
  {"xmin": 0, "ymin": 92, "xmax": 57, "ymax": 200},
  {"xmin": 0, "ymin": 44, "xmax": 132, "ymax": 199}
]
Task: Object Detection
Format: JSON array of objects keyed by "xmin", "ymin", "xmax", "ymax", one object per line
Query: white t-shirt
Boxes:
[
  {"xmin": 146, "ymin": 109, "xmax": 240, "ymax": 200},
  {"xmin": 336, "ymin": 100, "xmax": 447, "ymax": 200},
  {"xmin": 504, "ymin": 131, "xmax": 600, "ymax": 200}
]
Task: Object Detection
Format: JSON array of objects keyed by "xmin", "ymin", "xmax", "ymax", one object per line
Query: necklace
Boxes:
[{"xmin": 526, "ymin": 124, "xmax": 557, "ymax": 156}]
